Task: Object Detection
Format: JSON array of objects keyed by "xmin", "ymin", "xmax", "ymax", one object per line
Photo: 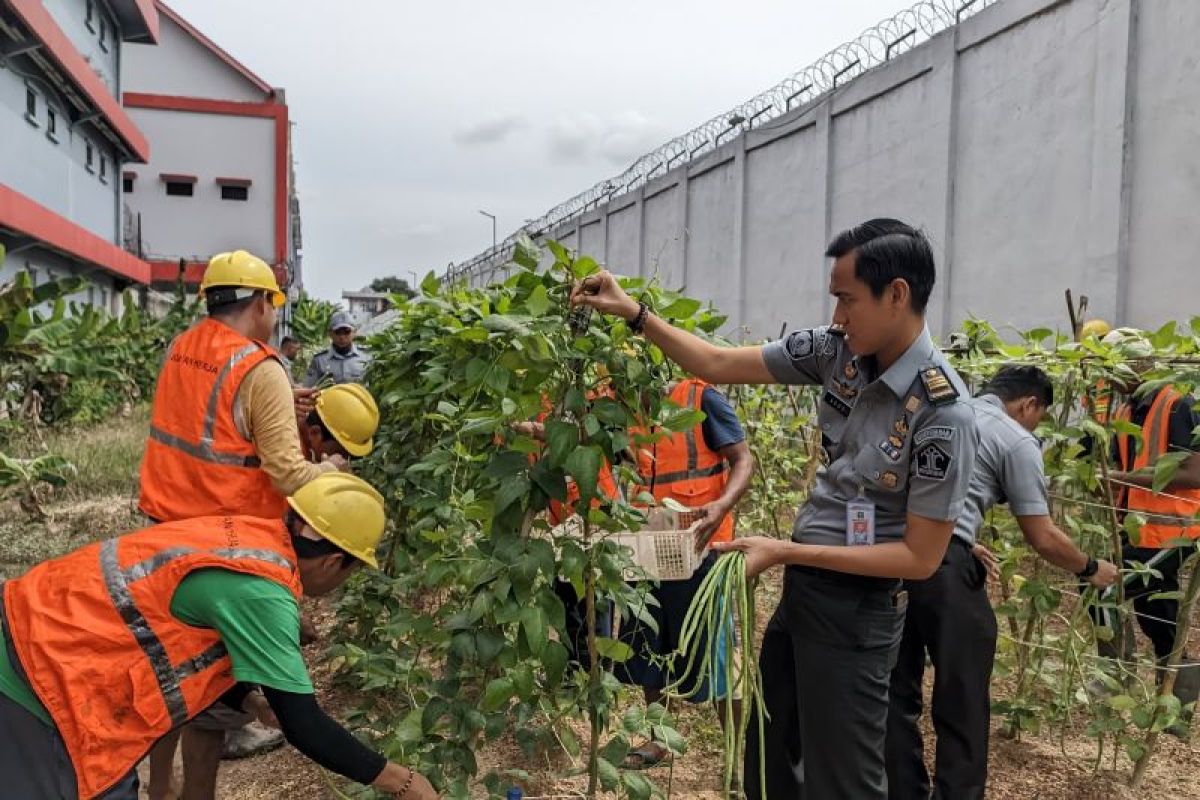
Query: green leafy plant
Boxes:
[{"xmin": 330, "ymin": 239, "xmax": 724, "ymax": 798}]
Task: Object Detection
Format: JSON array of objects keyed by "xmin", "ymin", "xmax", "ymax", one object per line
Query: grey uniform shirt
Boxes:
[
  {"xmin": 951, "ymin": 393, "xmax": 1050, "ymax": 545},
  {"xmin": 763, "ymin": 325, "xmax": 978, "ymax": 547},
  {"xmin": 303, "ymin": 344, "xmax": 372, "ymax": 387}
]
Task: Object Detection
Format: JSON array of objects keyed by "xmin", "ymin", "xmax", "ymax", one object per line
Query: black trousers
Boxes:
[
  {"xmin": 885, "ymin": 538, "xmax": 996, "ymax": 800},
  {"xmin": 744, "ymin": 566, "xmax": 905, "ymax": 800},
  {"xmin": 1111, "ymin": 543, "xmax": 1188, "ymax": 662}
]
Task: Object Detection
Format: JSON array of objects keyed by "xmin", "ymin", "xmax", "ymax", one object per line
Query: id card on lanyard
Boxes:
[{"xmin": 846, "ymin": 488, "xmax": 876, "ymax": 546}]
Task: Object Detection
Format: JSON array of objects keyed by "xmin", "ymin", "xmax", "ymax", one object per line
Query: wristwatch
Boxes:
[{"xmin": 1076, "ymin": 557, "xmax": 1099, "ymax": 579}]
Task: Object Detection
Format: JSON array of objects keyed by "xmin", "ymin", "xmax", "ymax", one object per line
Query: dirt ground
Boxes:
[{"xmin": 3, "ymin": 417, "xmax": 1199, "ymax": 798}]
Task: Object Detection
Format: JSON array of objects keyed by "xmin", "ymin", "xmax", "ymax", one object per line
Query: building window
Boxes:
[
  {"xmin": 25, "ymin": 88, "xmax": 38, "ymax": 126},
  {"xmin": 46, "ymin": 107, "xmax": 58, "ymax": 141},
  {"xmin": 162, "ymin": 173, "xmax": 198, "ymax": 197},
  {"xmin": 217, "ymin": 177, "xmax": 252, "ymax": 202},
  {"xmin": 99, "ymin": 156, "xmax": 108, "ymax": 183},
  {"xmin": 86, "ymin": 0, "xmax": 95, "ymax": 30},
  {"xmin": 86, "ymin": 142, "xmax": 95, "ymax": 172},
  {"xmin": 123, "ymin": 175, "xmax": 134, "ymax": 193},
  {"xmin": 28, "ymin": 267, "xmax": 38, "ymax": 285}
]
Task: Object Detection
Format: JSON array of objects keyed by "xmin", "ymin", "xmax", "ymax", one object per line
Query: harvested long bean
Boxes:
[{"xmin": 664, "ymin": 552, "xmax": 766, "ymax": 796}]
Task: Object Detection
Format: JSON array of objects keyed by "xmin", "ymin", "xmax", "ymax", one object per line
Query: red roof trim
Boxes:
[
  {"xmin": 0, "ymin": 183, "xmax": 151, "ymax": 284},
  {"xmin": 154, "ymin": 1, "xmax": 274, "ymax": 96},
  {"xmin": 7, "ymin": 0, "xmax": 150, "ymax": 163},
  {"xmin": 215, "ymin": 177, "xmax": 252, "ymax": 187},
  {"xmin": 122, "ymin": 171, "xmax": 137, "ymax": 180},
  {"xmin": 148, "ymin": 259, "xmax": 206, "ymax": 285},
  {"xmin": 123, "ymin": 92, "xmax": 276, "ymax": 118},
  {"xmin": 159, "ymin": 173, "xmax": 197, "ymax": 183},
  {"xmin": 133, "ymin": 0, "xmax": 161, "ymax": 43}
]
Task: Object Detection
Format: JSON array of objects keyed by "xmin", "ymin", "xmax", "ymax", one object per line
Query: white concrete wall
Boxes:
[
  {"xmin": 124, "ymin": 107, "xmax": 275, "ymax": 261},
  {"xmin": 470, "ymin": 0, "xmax": 1200, "ymax": 341},
  {"xmin": 121, "ymin": 12, "xmax": 264, "ymax": 102},
  {"xmin": 0, "ymin": 247, "xmax": 124, "ymax": 315},
  {"xmin": 0, "ymin": 37, "xmax": 121, "ymax": 242},
  {"xmin": 43, "ymin": 0, "xmax": 120, "ymax": 95}
]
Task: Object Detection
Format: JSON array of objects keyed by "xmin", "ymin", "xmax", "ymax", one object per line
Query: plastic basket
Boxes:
[
  {"xmin": 545, "ymin": 509, "xmax": 707, "ymax": 582},
  {"xmin": 609, "ymin": 527, "xmax": 706, "ymax": 582}
]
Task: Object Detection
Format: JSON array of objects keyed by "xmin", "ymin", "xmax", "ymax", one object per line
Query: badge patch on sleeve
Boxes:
[
  {"xmin": 914, "ymin": 441, "xmax": 952, "ymax": 481},
  {"xmin": 786, "ymin": 330, "xmax": 814, "ymax": 360},
  {"xmin": 914, "ymin": 426, "xmax": 955, "ymax": 446}
]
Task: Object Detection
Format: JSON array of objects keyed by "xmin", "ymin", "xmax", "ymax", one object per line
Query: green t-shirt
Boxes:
[{"xmin": 0, "ymin": 569, "xmax": 312, "ymax": 727}]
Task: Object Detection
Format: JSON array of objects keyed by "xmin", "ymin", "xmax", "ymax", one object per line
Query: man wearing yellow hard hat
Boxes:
[
  {"xmin": 140, "ymin": 250, "xmax": 344, "ymax": 525},
  {"xmin": 300, "ymin": 382, "xmax": 380, "ymax": 462},
  {"xmin": 138, "ymin": 251, "xmax": 348, "ymax": 794},
  {"xmin": 0, "ymin": 473, "xmax": 439, "ymax": 799}
]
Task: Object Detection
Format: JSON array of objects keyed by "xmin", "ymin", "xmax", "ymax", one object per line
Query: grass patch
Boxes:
[
  {"xmin": 7, "ymin": 405, "xmax": 147, "ymax": 500},
  {"xmin": 0, "ymin": 407, "xmax": 147, "ymax": 577}
]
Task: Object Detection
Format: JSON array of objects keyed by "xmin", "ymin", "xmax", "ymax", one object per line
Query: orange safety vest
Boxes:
[
  {"xmin": 1114, "ymin": 387, "xmax": 1200, "ymax": 548},
  {"xmin": 3, "ymin": 516, "xmax": 302, "ymax": 799},
  {"xmin": 634, "ymin": 379, "xmax": 735, "ymax": 544},
  {"xmin": 1086, "ymin": 379, "xmax": 1116, "ymax": 425},
  {"xmin": 140, "ymin": 317, "xmax": 287, "ymax": 522}
]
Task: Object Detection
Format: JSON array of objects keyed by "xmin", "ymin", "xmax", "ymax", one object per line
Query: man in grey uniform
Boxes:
[
  {"xmin": 304, "ymin": 311, "xmax": 372, "ymax": 387},
  {"xmin": 885, "ymin": 365, "xmax": 1117, "ymax": 799},
  {"xmin": 572, "ymin": 218, "xmax": 978, "ymax": 800}
]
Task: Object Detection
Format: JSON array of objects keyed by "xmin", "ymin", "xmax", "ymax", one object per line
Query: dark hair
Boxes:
[
  {"xmin": 285, "ymin": 509, "xmax": 356, "ymax": 567},
  {"xmin": 984, "ymin": 365, "xmax": 1054, "ymax": 407},
  {"xmin": 305, "ymin": 409, "xmax": 338, "ymax": 444},
  {"xmin": 825, "ymin": 218, "xmax": 936, "ymax": 314},
  {"xmin": 281, "ymin": 335, "xmax": 298, "ymax": 347},
  {"xmin": 207, "ymin": 288, "xmax": 265, "ymax": 317}
]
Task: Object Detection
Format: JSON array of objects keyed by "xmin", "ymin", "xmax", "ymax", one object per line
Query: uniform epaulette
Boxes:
[{"xmin": 919, "ymin": 365, "xmax": 959, "ymax": 406}]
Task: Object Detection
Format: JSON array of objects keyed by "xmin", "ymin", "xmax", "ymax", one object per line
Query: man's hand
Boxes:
[
  {"xmin": 972, "ymin": 543, "xmax": 1000, "ymax": 583},
  {"xmin": 243, "ymin": 691, "xmax": 279, "ymax": 729},
  {"xmin": 373, "ymin": 763, "xmax": 439, "ymax": 799},
  {"xmin": 511, "ymin": 420, "xmax": 546, "ymax": 441},
  {"xmin": 294, "ymin": 386, "xmax": 319, "ymax": 425},
  {"xmin": 690, "ymin": 500, "xmax": 730, "ymax": 553},
  {"xmin": 1089, "ymin": 558, "xmax": 1120, "ymax": 589},
  {"xmin": 710, "ymin": 536, "xmax": 783, "ymax": 579},
  {"xmin": 569, "ymin": 271, "xmax": 639, "ymax": 320},
  {"xmin": 322, "ymin": 453, "xmax": 349, "ymax": 472}
]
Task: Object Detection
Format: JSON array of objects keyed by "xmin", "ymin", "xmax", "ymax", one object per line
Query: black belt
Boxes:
[{"xmin": 789, "ymin": 564, "xmax": 902, "ymax": 594}]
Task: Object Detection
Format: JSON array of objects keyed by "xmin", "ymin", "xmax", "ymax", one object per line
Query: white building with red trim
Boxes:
[
  {"xmin": 121, "ymin": 1, "xmax": 300, "ymax": 294},
  {"xmin": 0, "ymin": 0, "xmax": 159, "ymax": 311}
]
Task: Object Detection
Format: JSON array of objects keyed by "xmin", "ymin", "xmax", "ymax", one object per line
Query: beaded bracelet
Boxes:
[
  {"xmin": 629, "ymin": 302, "xmax": 649, "ymax": 334},
  {"xmin": 394, "ymin": 768, "xmax": 415, "ymax": 799}
]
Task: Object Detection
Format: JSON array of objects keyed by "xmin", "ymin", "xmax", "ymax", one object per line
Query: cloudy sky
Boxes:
[{"xmin": 167, "ymin": 0, "xmax": 912, "ymax": 302}]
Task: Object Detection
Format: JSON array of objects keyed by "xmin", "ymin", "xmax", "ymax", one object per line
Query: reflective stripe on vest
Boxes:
[
  {"xmin": 98, "ymin": 538, "xmax": 294, "ymax": 727},
  {"xmin": 649, "ymin": 382, "xmax": 728, "ymax": 489},
  {"xmin": 147, "ymin": 342, "xmax": 263, "ymax": 468},
  {"xmin": 1116, "ymin": 388, "xmax": 1200, "ymax": 545}
]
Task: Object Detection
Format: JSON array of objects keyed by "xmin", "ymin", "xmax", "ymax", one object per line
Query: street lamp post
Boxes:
[{"xmin": 478, "ymin": 209, "xmax": 497, "ymax": 252}]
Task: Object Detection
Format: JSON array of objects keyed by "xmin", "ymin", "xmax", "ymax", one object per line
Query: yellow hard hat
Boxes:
[
  {"xmin": 315, "ymin": 383, "xmax": 379, "ymax": 457},
  {"xmin": 200, "ymin": 250, "xmax": 286, "ymax": 307},
  {"xmin": 1080, "ymin": 319, "xmax": 1112, "ymax": 339},
  {"xmin": 287, "ymin": 473, "xmax": 386, "ymax": 568}
]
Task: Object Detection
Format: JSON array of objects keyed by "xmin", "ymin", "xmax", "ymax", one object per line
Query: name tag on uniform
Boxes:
[{"xmin": 846, "ymin": 497, "xmax": 876, "ymax": 546}]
